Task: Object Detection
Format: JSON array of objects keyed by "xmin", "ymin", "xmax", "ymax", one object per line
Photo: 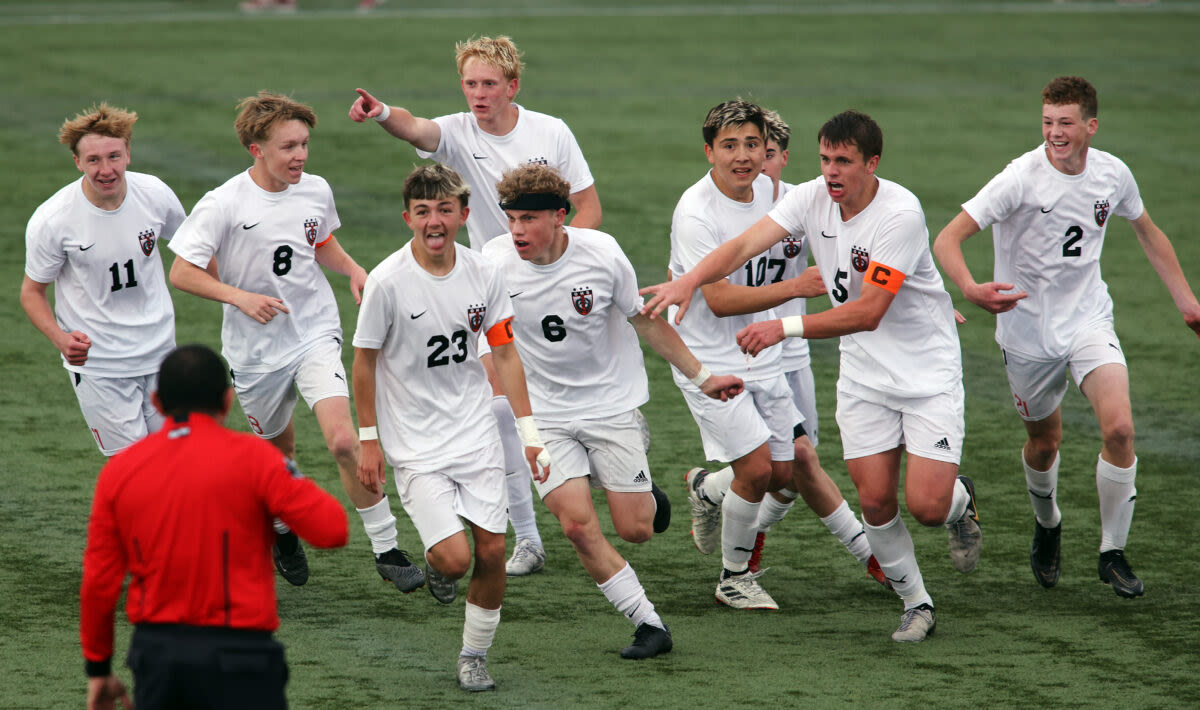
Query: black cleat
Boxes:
[
  {"xmin": 1030, "ymin": 521, "xmax": 1061, "ymax": 588},
  {"xmin": 620, "ymin": 623, "xmax": 673, "ymax": 659},
  {"xmin": 273, "ymin": 534, "xmax": 309, "ymax": 586},
  {"xmin": 650, "ymin": 482, "xmax": 671, "ymax": 534},
  {"xmin": 427, "ymin": 563, "xmax": 459, "ymax": 604},
  {"xmin": 376, "ymin": 548, "xmax": 426, "ymax": 593},
  {"xmin": 1098, "ymin": 550, "xmax": 1144, "ymax": 598}
]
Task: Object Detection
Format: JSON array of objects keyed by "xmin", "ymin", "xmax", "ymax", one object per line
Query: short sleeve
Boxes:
[
  {"xmin": 962, "ymin": 163, "xmax": 1022, "ymax": 231},
  {"xmin": 352, "ymin": 273, "xmax": 392, "ymax": 349},
  {"xmin": 555, "ymin": 120, "xmax": 595, "ymax": 193},
  {"xmin": 610, "ymin": 245, "xmax": 643, "ymax": 318},
  {"xmin": 168, "ymin": 191, "xmax": 226, "ymax": 268},
  {"xmin": 25, "ymin": 205, "xmax": 66, "ymax": 283},
  {"xmin": 1112, "ymin": 160, "xmax": 1144, "ymax": 221},
  {"xmin": 864, "ymin": 209, "xmax": 929, "ymax": 278}
]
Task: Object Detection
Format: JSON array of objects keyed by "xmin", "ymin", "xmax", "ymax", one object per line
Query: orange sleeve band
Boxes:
[
  {"xmin": 486, "ymin": 317, "xmax": 515, "ymax": 346},
  {"xmin": 865, "ymin": 261, "xmax": 907, "ymax": 295},
  {"xmin": 315, "ymin": 233, "xmax": 334, "ymax": 248}
]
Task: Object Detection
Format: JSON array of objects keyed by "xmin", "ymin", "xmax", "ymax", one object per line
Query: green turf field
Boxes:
[{"xmin": 2, "ymin": 1, "xmax": 1199, "ymax": 707}]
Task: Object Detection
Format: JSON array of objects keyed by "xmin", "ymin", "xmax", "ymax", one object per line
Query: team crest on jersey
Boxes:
[
  {"xmin": 851, "ymin": 246, "xmax": 870, "ymax": 273},
  {"xmin": 1094, "ymin": 200, "xmax": 1110, "ymax": 227},
  {"xmin": 303, "ymin": 217, "xmax": 319, "ymax": 246},
  {"xmin": 782, "ymin": 236, "xmax": 801, "ymax": 259},
  {"xmin": 138, "ymin": 229, "xmax": 156, "ymax": 256},
  {"xmin": 571, "ymin": 287, "xmax": 593, "ymax": 315},
  {"xmin": 467, "ymin": 303, "xmax": 487, "ymax": 332}
]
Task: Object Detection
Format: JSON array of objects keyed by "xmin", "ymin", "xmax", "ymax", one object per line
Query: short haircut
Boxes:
[
  {"xmin": 1042, "ymin": 76, "xmax": 1098, "ymax": 120},
  {"xmin": 763, "ymin": 109, "xmax": 791, "ymax": 151},
  {"xmin": 702, "ymin": 99, "xmax": 766, "ymax": 147},
  {"xmin": 58, "ymin": 103, "xmax": 138, "ymax": 155},
  {"xmin": 818, "ymin": 110, "xmax": 883, "ymax": 161},
  {"xmin": 496, "ymin": 164, "xmax": 571, "ymax": 205},
  {"xmin": 233, "ymin": 91, "xmax": 317, "ymax": 149},
  {"xmin": 455, "ymin": 35, "xmax": 524, "ymax": 82},
  {"xmin": 156, "ymin": 344, "xmax": 229, "ymax": 419},
  {"xmin": 402, "ymin": 163, "xmax": 471, "ymax": 209}
]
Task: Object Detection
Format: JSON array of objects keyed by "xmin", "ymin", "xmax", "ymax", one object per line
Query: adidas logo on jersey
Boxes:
[
  {"xmin": 934, "ymin": 437, "xmax": 952, "ymax": 452},
  {"xmin": 632, "ymin": 470, "xmax": 648, "ymax": 484}
]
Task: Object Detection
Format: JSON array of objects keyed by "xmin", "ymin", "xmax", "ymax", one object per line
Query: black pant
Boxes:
[{"xmin": 127, "ymin": 624, "xmax": 288, "ymax": 710}]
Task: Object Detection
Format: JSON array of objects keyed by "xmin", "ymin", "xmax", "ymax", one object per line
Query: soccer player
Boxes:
[
  {"xmin": 81, "ymin": 344, "xmax": 348, "ymax": 710},
  {"xmin": 643, "ymin": 109, "xmax": 983, "ymax": 642},
  {"xmin": 652, "ymin": 100, "xmax": 878, "ymax": 611},
  {"xmin": 168, "ymin": 91, "xmax": 422, "ymax": 592},
  {"xmin": 22, "ymin": 103, "xmax": 185, "ymax": 457},
  {"xmin": 933, "ymin": 76, "xmax": 1200, "ymax": 597},
  {"xmin": 353, "ymin": 163, "xmax": 549, "ymax": 691},
  {"xmin": 685, "ymin": 108, "xmax": 885, "ymax": 583},
  {"xmin": 349, "ymin": 35, "xmax": 601, "ymax": 575},
  {"xmin": 482, "ymin": 164, "xmax": 744, "ymax": 658}
]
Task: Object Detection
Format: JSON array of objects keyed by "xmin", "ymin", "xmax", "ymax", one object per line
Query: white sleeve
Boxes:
[
  {"xmin": 555, "ymin": 119, "xmax": 595, "ymax": 193},
  {"xmin": 863, "ymin": 209, "xmax": 929, "ymax": 278},
  {"xmin": 352, "ymin": 273, "xmax": 392, "ymax": 349},
  {"xmin": 962, "ymin": 163, "xmax": 1022, "ymax": 231},
  {"xmin": 320, "ymin": 177, "xmax": 342, "ymax": 235},
  {"xmin": 156, "ymin": 181, "xmax": 187, "ymax": 242},
  {"xmin": 1112, "ymin": 160, "xmax": 1145, "ymax": 221},
  {"xmin": 610, "ymin": 245, "xmax": 643, "ymax": 318},
  {"xmin": 414, "ymin": 114, "xmax": 456, "ymax": 162},
  {"xmin": 672, "ymin": 214, "xmax": 722, "ymax": 274},
  {"xmin": 168, "ymin": 191, "xmax": 226, "ymax": 268},
  {"xmin": 24, "ymin": 207, "xmax": 65, "ymax": 283},
  {"xmin": 766, "ymin": 181, "xmax": 811, "ymax": 240},
  {"xmin": 483, "ymin": 263, "xmax": 514, "ymax": 331}
]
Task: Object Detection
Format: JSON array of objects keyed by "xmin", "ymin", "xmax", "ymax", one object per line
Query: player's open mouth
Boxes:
[{"xmin": 514, "ymin": 239, "xmax": 529, "ymax": 248}]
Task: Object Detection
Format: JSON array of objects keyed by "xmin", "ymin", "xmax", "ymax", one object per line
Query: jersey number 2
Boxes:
[{"xmin": 1062, "ymin": 226, "xmax": 1083, "ymax": 258}]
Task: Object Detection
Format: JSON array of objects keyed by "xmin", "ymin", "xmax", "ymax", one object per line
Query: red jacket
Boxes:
[{"xmin": 80, "ymin": 413, "xmax": 348, "ymax": 667}]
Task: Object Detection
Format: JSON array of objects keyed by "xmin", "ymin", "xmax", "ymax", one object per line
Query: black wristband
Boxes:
[{"xmin": 85, "ymin": 658, "xmax": 112, "ymax": 678}]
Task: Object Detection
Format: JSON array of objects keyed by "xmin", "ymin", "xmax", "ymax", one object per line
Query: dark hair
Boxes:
[
  {"xmin": 1042, "ymin": 76, "xmax": 1098, "ymax": 120},
  {"xmin": 402, "ymin": 163, "xmax": 471, "ymax": 209},
  {"xmin": 156, "ymin": 344, "xmax": 229, "ymax": 419},
  {"xmin": 702, "ymin": 99, "xmax": 766, "ymax": 147},
  {"xmin": 818, "ymin": 110, "xmax": 883, "ymax": 161}
]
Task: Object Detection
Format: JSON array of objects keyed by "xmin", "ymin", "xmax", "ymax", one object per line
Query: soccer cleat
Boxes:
[
  {"xmin": 426, "ymin": 563, "xmax": 459, "ymax": 604},
  {"xmin": 685, "ymin": 467, "xmax": 721, "ymax": 555},
  {"xmin": 375, "ymin": 548, "xmax": 426, "ymax": 593},
  {"xmin": 891, "ymin": 603, "xmax": 936, "ymax": 643},
  {"xmin": 273, "ymin": 535, "xmax": 309, "ymax": 586},
  {"xmin": 505, "ymin": 538, "xmax": 546, "ymax": 577},
  {"xmin": 747, "ymin": 531, "xmax": 766, "ymax": 573},
  {"xmin": 1098, "ymin": 549, "xmax": 1144, "ymax": 598},
  {"xmin": 456, "ymin": 655, "xmax": 495, "ymax": 692},
  {"xmin": 1029, "ymin": 521, "xmax": 1062, "ymax": 589},
  {"xmin": 650, "ymin": 482, "xmax": 671, "ymax": 534},
  {"xmin": 715, "ymin": 569, "xmax": 779, "ymax": 610},
  {"xmin": 866, "ymin": 555, "xmax": 893, "ymax": 589},
  {"xmin": 947, "ymin": 474, "xmax": 982, "ymax": 573},
  {"xmin": 620, "ymin": 623, "xmax": 673, "ymax": 660}
]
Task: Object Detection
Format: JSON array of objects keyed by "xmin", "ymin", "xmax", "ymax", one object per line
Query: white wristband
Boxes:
[
  {"xmin": 374, "ymin": 103, "xmax": 391, "ymax": 123},
  {"xmin": 781, "ymin": 316, "xmax": 805, "ymax": 339},
  {"xmin": 359, "ymin": 426, "xmax": 378, "ymax": 441},
  {"xmin": 688, "ymin": 365, "xmax": 712, "ymax": 388},
  {"xmin": 514, "ymin": 416, "xmax": 543, "ymax": 448}
]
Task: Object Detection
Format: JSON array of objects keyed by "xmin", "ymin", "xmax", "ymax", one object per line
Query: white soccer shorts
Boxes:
[
  {"xmin": 230, "ymin": 337, "xmax": 348, "ymax": 438},
  {"xmin": 394, "ymin": 440, "xmax": 508, "ymax": 549},
  {"xmin": 680, "ymin": 374, "xmax": 801, "ymax": 464},
  {"xmin": 1002, "ymin": 324, "xmax": 1127, "ymax": 422},
  {"xmin": 533, "ymin": 410, "xmax": 653, "ymax": 499},
  {"xmin": 71, "ymin": 371, "xmax": 162, "ymax": 455},
  {"xmin": 784, "ymin": 365, "xmax": 819, "ymax": 448},
  {"xmin": 836, "ymin": 378, "xmax": 964, "ymax": 465}
]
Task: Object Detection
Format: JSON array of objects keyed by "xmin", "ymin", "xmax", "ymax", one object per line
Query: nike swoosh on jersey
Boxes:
[
  {"xmin": 509, "ymin": 292, "xmax": 525, "ymax": 298},
  {"xmin": 79, "ymin": 243, "xmax": 96, "ymax": 251},
  {"xmin": 410, "ymin": 311, "xmax": 427, "ymax": 319},
  {"xmin": 1039, "ymin": 207, "xmax": 1053, "ymax": 214},
  {"xmin": 820, "ymin": 231, "xmax": 837, "ymax": 239},
  {"xmin": 472, "ymin": 153, "xmax": 487, "ymax": 160},
  {"xmin": 242, "ymin": 222, "xmax": 261, "ymax": 230}
]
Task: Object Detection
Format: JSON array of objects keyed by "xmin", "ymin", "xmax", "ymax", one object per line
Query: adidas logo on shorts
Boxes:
[
  {"xmin": 934, "ymin": 437, "xmax": 952, "ymax": 452},
  {"xmin": 632, "ymin": 471, "xmax": 648, "ymax": 484}
]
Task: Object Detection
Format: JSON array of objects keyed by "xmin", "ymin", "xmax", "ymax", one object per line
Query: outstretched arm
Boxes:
[
  {"xmin": 933, "ymin": 210, "xmax": 1027, "ymax": 314},
  {"xmin": 20, "ymin": 276, "xmax": 91, "ymax": 366},
  {"xmin": 315, "ymin": 235, "xmax": 369, "ymax": 305},
  {"xmin": 639, "ymin": 213, "xmax": 791, "ymax": 323},
  {"xmin": 629, "ymin": 312, "xmax": 743, "ymax": 401},
  {"xmin": 348, "ymin": 88, "xmax": 442, "ymax": 154},
  {"xmin": 169, "ymin": 256, "xmax": 289, "ymax": 325},
  {"xmin": 1129, "ymin": 209, "xmax": 1200, "ymax": 337},
  {"xmin": 702, "ymin": 265, "xmax": 825, "ymax": 318},
  {"xmin": 737, "ymin": 283, "xmax": 898, "ymax": 356}
]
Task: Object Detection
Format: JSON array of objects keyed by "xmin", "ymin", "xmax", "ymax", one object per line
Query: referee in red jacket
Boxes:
[{"xmin": 80, "ymin": 344, "xmax": 349, "ymax": 710}]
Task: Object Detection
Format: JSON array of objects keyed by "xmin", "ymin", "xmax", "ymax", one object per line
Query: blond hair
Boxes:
[
  {"xmin": 455, "ymin": 35, "xmax": 524, "ymax": 82},
  {"xmin": 58, "ymin": 103, "xmax": 138, "ymax": 155},
  {"xmin": 233, "ymin": 91, "xmax": 317, "ymax": 148}
]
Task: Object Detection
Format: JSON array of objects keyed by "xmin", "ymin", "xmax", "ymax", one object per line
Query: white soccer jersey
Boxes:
[
  {"xmin": 25, "ymin": 172, "xmax": 184, "ymax": 376},
  {"xmin": 416, "ymin": 105, "xmax": 595, "ymax": 249},
  {"xmin": 769, "ymin": 176, "xmax": 961, "ymax": 398},
  {"xmin": 770, "ymin": 179, "xmax": 812, "ymax": 373},
  {"xmin": 962, "ymin": 144, "xmax": 1144, "ymax": 360},
  {"xmin": 169, "ymin": 170, "xmax": 342, "ymax": 374},
  {"xmin": 354, "ymin": 243, "xmax": 511, "ymax": 468},
  {"xmin": 482, "ymin": 227, "xmax": 649, "ymax": 421},
  {"xmin": 669, "ymin": 172, "xmax": 782, "ymax": 382}
]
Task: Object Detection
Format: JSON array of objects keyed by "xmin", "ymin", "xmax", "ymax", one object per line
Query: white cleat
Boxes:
[
  {"xmin": 685, "ymin": 468, "xmax": 721, "ymax": 555},
  {"xmin": 715, "ymin": 569, "xmax": 778, "ymax": 610},
  {"xmin": 505, "ymin": 538, "xmax": 546, "ymax": 577}
]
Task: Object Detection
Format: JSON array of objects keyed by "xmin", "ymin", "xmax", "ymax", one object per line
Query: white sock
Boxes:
[
  {"xmin": 1097, "ymin": 455, "xmax": 1137, "ymax": 552},
  {"xmin": 493, "ymin": 396, "xmax": 542, "ymax": 546},
  {"xmin": 756, "ymin": 494, "xmax": 793, "ymax": 533},
  {"xmin": 864, "ymin": 513, "xmax": 931, "ymax": 610},
  {"xmin": 356, "ymin": 495, "xmax": 398, "ymax": 554},
  {"xmin": 720, "ymin": 490, "xmax": 760, "ymax": 573},
  {"xmin": 698, "ymin": 466, "xmax": 735, "ymax": 506},
  {"xmin": 942, "ymin": 477, "xmax": 969, "ymax": 526},
  {"xmin": 598, "ymin": 563, "xmax": 663, "ymax": 630},
  {"xmin": 1024, "ymin": 450, "xmax": 1062, "ymax": 528},
  {"xmin": 820, "ymin": 500, "xmax": 872, "ymax": 564},
  {"xmin": 461, "ymin": 602, "xmax": 501, "ymax": 658}
]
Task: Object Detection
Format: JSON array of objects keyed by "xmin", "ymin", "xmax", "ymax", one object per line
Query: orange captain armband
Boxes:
[
  {"xmin": 486, "ymin": 317, "xmax": 515, "ymax": 346},
  {"xmin": 315, "ymin": 233, "xmax": 334, "ymax": 248},
  {"xmin": 865, "ymin": 261, "xmax": 906, "ymax": 295}
]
